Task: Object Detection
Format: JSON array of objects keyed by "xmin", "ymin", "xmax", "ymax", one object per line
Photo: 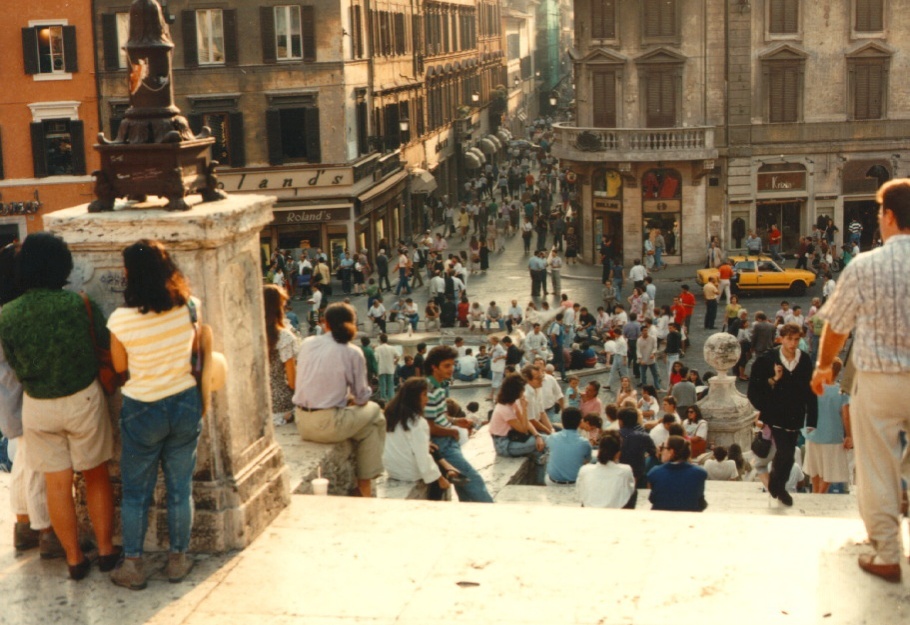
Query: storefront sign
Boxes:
[
  {"xmin": 435, "ymin": 138, "xmax": 449, "ymax": 153},
  {"xmin": 219, "ymin": 169, "xmax": 354, "ymax": 192},
  {"xmin": 272, "ymin": 207, "xmax": 351, "ymax": 225},
  {"xmin": 593, "ymin": 199, "xmax": 622, "ymax": 211},
  {"xmin": 642, "ymin": 200, "xmax": 680, "ymax": 213},
  {"xmin": 757, "ymin": 171, "xmax": 806, "ymax": 192}
]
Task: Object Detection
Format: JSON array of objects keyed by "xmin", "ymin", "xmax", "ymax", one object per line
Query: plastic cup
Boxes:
[{"xmin": 312, "ymin": 477, "xmax": 329, "ymax": 496}]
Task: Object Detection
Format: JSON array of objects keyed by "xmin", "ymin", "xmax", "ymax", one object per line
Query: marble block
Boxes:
[{"xmin": 44, "ymin": 194, "xmax": 290, "ymax": 553}]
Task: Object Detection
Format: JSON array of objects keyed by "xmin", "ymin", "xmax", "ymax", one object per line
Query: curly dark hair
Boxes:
[
  {"xmin": 0, "ymin": 244, "xmax": 21, "ymax": 305},
  {"xmin": 17, "ymin": 233, "xmax": 72, "ymax": 291},
  {"xmin": 122, "ymin": 240, "xmax": 190, "ymax": 313},
  {"xmin": 496, "ymin": 373, "xmax": 525, "ymax": 405},
  {"xmin": 384, "ymin": 377, "xmax": 428, "ymax": 433}
]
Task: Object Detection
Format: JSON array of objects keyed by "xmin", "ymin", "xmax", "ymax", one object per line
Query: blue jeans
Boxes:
[
  {"xmin": 378, "ymin": 374, "xmax": 395, "ymax": 401},
  {"xmin": 612, "ymin": 278, "xmax": 623, "ymax": 301},
  {"xmin": 654, "ymin": 248, "xmax": 664, "ymax": 268},
  {"xmin": 431, "ymin": 436, "xmax": 493, "ymax": 503},
  {"xmin": 120, "ymin": 386, "xmax": 202, "ymax": 557},
  {"xmin": 486, "ymin": 319, "xmax": 505, "ymax": 330},
  {"xmin": 607, "ymin": 357, "xmax": 629, "ymax": 389},
  {"xmin": 640, "ymin": 362, "xmax": 661, "ymax": 388},
  {"xmin": 455, "ymin": 372, "xmax": 478, "ymax": 382},
  {"xmin": 492, "ymin": 435, "xmax": 547, "ymax": 485},
  {"xmin": 396, "ymin": 271, "xmax": 410, "ymax": 295}
]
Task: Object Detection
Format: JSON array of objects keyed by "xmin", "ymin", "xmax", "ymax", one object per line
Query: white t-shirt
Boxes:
[
  {"xmin": 374, "ymin": 343, "xmax": 398, "ymax": 375},
  {"xmin": 368, "ymin": 304, "xmax": 386, "ymax": 319},
  {"xmin": 650, "ymin": 425, "xmax": 671, "ymax": 448},
  {"xmin": 629, "ymin": 265, "xmax": 648, "ymax": 282},
  {"xmin": 704, "ymin": 458, "xmax": 739, "ymax": 481},
  {"xmin": 383, "ymin": 416, "xmax": 442, "ymax": 484},
  {"xmin": 576, "ymin": 462, "xmax": 636, "ymax": 508},
  {"xmin": 457, "ymin": 355, "xmax": 478, "ymax": 376},
  {"xmin": 490, "ymin": 344, "xmax": 507, "ymax": 373},
  {"xmin": 540, "ymin": 374, "xmax": 564, "ymax": 409}
]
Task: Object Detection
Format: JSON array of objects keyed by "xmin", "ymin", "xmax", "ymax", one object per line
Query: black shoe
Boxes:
[
  {"xmin": 777, "ymin": 490, "xmax": 793, "ymax": 507},
  {"xmin": 98, "ymin": 546, "xmax": 123, "ymax": 572},
  {"xmin": 69, "ymin": 558, "xmax": 91, "ymax": 581}
]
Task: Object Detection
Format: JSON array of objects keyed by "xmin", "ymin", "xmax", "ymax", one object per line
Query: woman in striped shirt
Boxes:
[{"xmin": 107, "ymin": 240, "xmax": 201, "ymax": 590}]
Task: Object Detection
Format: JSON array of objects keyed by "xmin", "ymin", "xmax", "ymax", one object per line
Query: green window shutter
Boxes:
[
  {"xmin": 70, "ymin": 120, "xmax": 86, "ymax": 175},
  {"xmin": 22, "ymin": 27, "xmax": 39, "ymax": 75},
  {"xmin": 305, "ymin": 107, "xmax": 321, "ymax": 162},
  {"xmin": 182, "ymin": 11, "xmax": 199, "ymax": 68},
  {"xmin": 62, "ymin": 26, "xmax": 78, "ymax": 73},
  {"xmin": 228, "ymin": 112, "xmax": 246, "ymax": 167},
  {"xmin": 266, "ymin": 109, "xmax": 284, "ymax": 165},
  {"xmin": 302, "ymin": 6, "xmax": 316, "ymax": 62},
  {"xmin": 102, "ymin": 14, "xmax": 121, "ymax": 70},
  {"xmin": 30, "ymin": 122, "xmax": 48, "ymax": 178},
  {"xmin": 223, "ymin": 9, "xmax": 238, "ymax": 65}
]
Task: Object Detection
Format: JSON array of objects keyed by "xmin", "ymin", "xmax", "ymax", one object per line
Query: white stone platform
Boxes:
[{"xmin": 1, "ymin": 479, "xmax": 907, "ymax": 625}]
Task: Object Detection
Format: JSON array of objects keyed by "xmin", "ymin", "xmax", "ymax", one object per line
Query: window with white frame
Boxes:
[
  {"xmin": 22, "ymin": 23, "xmax": 78, "ymax": 76},
  {"xmin": 196, "ymin": 9, "xmax": 225, "ymax": 65},
  {"xmin": 275, "ymin": 6, "xmax": 302, "ymax": 60},
  {"xmin": 116, "ymin": 13, "xmax": 130, "ymax": 68}
]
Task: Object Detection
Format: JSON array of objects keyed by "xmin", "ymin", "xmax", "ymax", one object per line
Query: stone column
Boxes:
[
  {"xmin": 698, "ymin": 333, "xmax": 757, "ymax": 452},
  {"xmin": 44, "ymin": 194, "xmax": 290, "ymax": 553}
]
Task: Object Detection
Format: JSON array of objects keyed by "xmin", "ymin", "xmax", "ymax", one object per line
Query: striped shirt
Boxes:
[
  {"xmin": 107, "ymin": 298, "xmax": 198, "ymax": 402},
  {"xmin": 425, "ymin": 375, "xmax": 451, "ymax": 427},
  {"xmin": 819, "ymin": 234, "xmax": 910, "ymax": 373}
]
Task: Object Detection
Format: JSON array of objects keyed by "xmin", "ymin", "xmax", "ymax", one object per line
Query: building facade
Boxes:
[
  {"xmin": 0, "ymin": 0, "xmax": 100, "ymax": 245},
  {"xmin": 92, "ymin": 0, "xmax": 509, "ymax": 268},
  {"xmin": 554, "ymin": 0, "xmax": 910, "ymax": 266}
]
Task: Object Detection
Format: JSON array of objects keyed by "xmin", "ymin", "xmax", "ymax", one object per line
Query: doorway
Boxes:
[
  {"xmin": 593, "ymin": 212, "xmax": 623, "ymax": 259},
  {"xmin": 757, "ymin": 201, "xmax": 802, "ymax": 254},
  {"xmin": 843, "ymin": 200, "xmax": 878, "ymax": 250}
]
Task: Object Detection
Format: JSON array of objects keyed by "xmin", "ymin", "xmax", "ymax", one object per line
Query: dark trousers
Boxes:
[
  {"xmin": 539, "ymin": 269, "xmax": 548, "ymax": 295},
  {"xmin": 552, "ymin": 342, "xmax": 566, "ymax": 379},
  {"xmin": 522, "ymin": 233, "xmax": 532, "ymax": 252},
  {"xmin": 705, "ymin": 299, "xmax": 718, "ymax": 329},
  {"xmin": 378, "ymin": 272, "xmax": 391, "ymax": 291},
  {"xmin": 627, "ymin": 338, "xmax": 639, "ymax": 378},
  {"xmin": 530, "ymin": 270, "xmax": 540, "ymax": 296},
  {"xmin": 769, "ymin": 426, "xmax": 799, "ymax": 497}
]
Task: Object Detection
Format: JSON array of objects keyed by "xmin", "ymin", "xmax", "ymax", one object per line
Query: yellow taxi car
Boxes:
[{"xmin": 696, "ymin": 255, "xmax": 816, "ymax": 295}]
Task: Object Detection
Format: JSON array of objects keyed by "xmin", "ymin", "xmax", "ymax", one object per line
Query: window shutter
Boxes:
[
  {"xmin": 302, "ymin": 6, "xmax": 316, "ymax": 61},
  {"xmin": 223, "ymin": 9, "xmax": 238, "ymax": 65},
  {"xmin": 182, "ymin": 11, "xmax": 199, "ymax": 68},
  {"xmin": 70, "ymin": 120, "xmax": 86, "ymax": 175},
  {"xmin": 643, "ymin": 0, "xmax": 660, "ymax": 38},
  {"xmin": 61, "ymin": 26, "xmax": 79, "ymax": 73},
  {"xmin": 304, "ymin": 107, "xmax": 321, "ymax": 162},
  {"xmin": 0, "ymin": 127, "xmax": 4, "ymax": 180},
  {"xmin": 260, "ymin": 7, "xmax": 277, "ymax": 63},
  {"xmin": 266, "ymin": 109, "xmax": 284, "ymax": 165},
  {"xmin": 416, "ymin": 97, "xmax": 425, "ymax": 136},
  {"xmin": 592, "ymin": 0, "xmax": 616, "ymax": 39},
  {"xmin": 855, "ymin": 62, "xmax": 884, "ymax": 120},
  {"xmin": 353, "ymin": 6, "xmax": 364, "ymax": 58},
  {"xmin": 394, "ymin": 13, "xmax": 406, "ymax": 55},
  {"xmin": 646, "ymin": 71, "xmax": 675, "ymax": 127},
  {"xmin": 102, "ymin": 14, "xmax": 121, "ymax": 70},
  {"xmin": 769, "ymin": 65, "xmax": 798, "ymax": 123},
  {"xmin": 228, "ymin": 112, "xmax": 245, "ymax": 167},
  {"xmin": 856, "ymin": 0, "xmax": 883, "ymax": 32},
  {"xmin": 592, "ymin": 71, "xmax": 616, "ymax": 127},
  {"xmin": 22, "ymin": 28, "xmax": 39, "ymax": 75},
  {"xmin": 770, "ymin": 0, "xmax": 798, "ymax": 34},
  {"xmin": 30, "ymin": 122, "xmax": 47, "ymax": 178}
]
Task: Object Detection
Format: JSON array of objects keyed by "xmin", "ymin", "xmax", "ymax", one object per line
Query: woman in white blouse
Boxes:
[
  {"xmin": 576, "ymin": 431, "xmax": 636, "ymax": 508},
  {"xmin": 382, "ymin": 377, "xmax": 458, "ymax": 500}
]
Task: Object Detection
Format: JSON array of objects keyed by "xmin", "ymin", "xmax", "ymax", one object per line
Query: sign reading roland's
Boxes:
[
  {"xmin": 272, "ymin": 207, "xmax": 350, "ymax": 225},
  {"xmin": 219, "ymin": 169, "xmax": 355, "ymax": 192}
]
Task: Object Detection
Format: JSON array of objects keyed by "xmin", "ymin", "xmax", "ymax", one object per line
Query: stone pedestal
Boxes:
[
  {"xmin": 44, "ymin": 194, "xmax": 290, "ymax": 553},
  {"xmin": 699, "ymin": 333, "xmax": 756, "ymax": 451}
]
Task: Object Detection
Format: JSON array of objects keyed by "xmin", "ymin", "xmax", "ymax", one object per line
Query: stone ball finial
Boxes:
[{"xmin": 703, "ymin": 332, "xmax": 741, "ymax": 377}]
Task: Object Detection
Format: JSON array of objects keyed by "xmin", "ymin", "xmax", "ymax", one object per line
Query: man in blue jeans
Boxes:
[{"xmin": 424, "ymin": 346, "xmax": 494, "ymax": 503}]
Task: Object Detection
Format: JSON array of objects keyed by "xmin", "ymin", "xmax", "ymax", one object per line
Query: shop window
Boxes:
[
  {"xmin": 101, "ymin": 13, "xmax": 131, "ymax": 70},
  {"xmin": 182, "ymin": 9, "xmax": 238, "ymax": 67},
  {"xmin": 855, "ymin": 0, "xmax": 884, "ymax": 33},
  {"xmin": 22, "ymin": 24, "xmax": 78, "ymax": 76},
  {"xmin": 592, "ymin": 0, "xmax": 616, "ymax": 40},
  {"xmin": 593, "ymin": 169, "xmax": 623, "ymax": 199},
  {"xmin": 768, "ymin": 0, "xmax": 799, "ymax": 35},
  {"xmin": 642, "ymin": 168, "xmax": 682, "ymax": 256},
  {"xmin": 266, "ymin": 107, "xmax": 321, "ymax": 165},
  {"xmin": 591, "ymin": 70, "xmax": 617, "ymax": 128},
  {"xmin": 30, "ymin": 118, "xmax": 86, "ymax": 178},
  {"xmin": 642, "ymin": 0, "xmax": 677, "ymax": 42}
]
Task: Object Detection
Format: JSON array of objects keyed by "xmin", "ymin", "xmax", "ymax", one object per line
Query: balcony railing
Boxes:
[{"xmin": 550, "ymin": 123, "xmax": 718, "ymax": 162}]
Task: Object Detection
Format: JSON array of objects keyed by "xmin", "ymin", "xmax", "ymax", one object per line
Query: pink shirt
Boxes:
[
  {"xmin": 579, "ymin": 397, "xmax": 604, "ymax": 419},
  {"xmin": 490, "ymin": 402, "xmax": 520, "ymax": 437}
]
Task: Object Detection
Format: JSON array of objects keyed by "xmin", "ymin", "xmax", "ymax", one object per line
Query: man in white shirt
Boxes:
[
  {"xmin": 649, "ymin": 413, "xmax": 676, "ymax": 449},
  {"xmin": 524, "ymin": 323, "xmax": 550, "ymax": 362},
  {"xmin": 507, "ymin": 300, "xmax": 523, "ymax": 333},
  {"xmin": 455, "ymin": 349, "xmax": 479, "ymax": 382},
  {"xmin": 374, "ymin": 334, "xmax": 399, "ymax": 402},
  {"xmin": 628, "ymin": 258, "xmax": 649, "ymax": 289},
  {"xmin": 453, "ymin": 337, "xmax": 469, "ymax": 358},
  {"xmin": 537, "ymin": 361, "xmax": 566, "ymax": 423},
  {"xmin": 367, "ymin": 298, "xmax": 387, "ymax": 334},
  {"xmin": 637, "ymin": 324, "xmax": 661, "ymax": 389},
  {"xmin": 522, "ymin": 364, "xmax": 555, "ymax": 435}
]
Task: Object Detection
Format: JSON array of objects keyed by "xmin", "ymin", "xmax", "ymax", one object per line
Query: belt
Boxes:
[
  {"xmin": 297, "ymin": 406, "xmax": 333, "ymax": 412},
  {"xmin": 549, "ymin": 478, "xmax": 575, "ymax": 485}
]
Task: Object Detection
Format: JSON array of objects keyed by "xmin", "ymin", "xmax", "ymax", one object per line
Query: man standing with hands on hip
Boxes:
[
  {"xmin": 811, "ymin": 178, "xmax": 910, "ymax": 583},
  {"xmin": 747, "ymin": 322, "xmax": 817, "ymax": 508}
]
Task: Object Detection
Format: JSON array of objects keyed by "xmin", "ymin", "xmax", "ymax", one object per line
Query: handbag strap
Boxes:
[
  {"xmin": 80, "ymin": 292, "xmax": 99, "ymax": 350},
  {"xmin": 187, "ymin": 300, "xmax": 202, "ymax": 375}
]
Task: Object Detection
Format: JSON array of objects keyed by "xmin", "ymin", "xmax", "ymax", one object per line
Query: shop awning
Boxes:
[
  {"xmin": 488, "ymin": 134, "xmax": 503, "ymax": 150},
  {"xmin": 464, "ymin": 151, "xmax": 481, "ymax": 170},
  {"xmin": 409, "ymin": 168, "xmax": 437, "ymax": 194},
  {"xmin": 357, "ymin": 170, "xmax": 408, "ymax": 213},
  {"xmin": 479, "ymin": 137, "xmax": 497, "ymax": 154},
  {"xmin": 469, "ymin": 147, "xmax": 486, "ymax": 164},
  {"xmin": 497, "ymin": 128, "xmax": 512, "ymax": 144}
]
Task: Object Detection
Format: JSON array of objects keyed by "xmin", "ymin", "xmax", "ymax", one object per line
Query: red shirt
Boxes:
[
  {"xmin": 769, "ymin": 227, "xmax": 782, "ymax": 246},
  {"xmin": 671, "ymin": 304, "xmax": 687, "ymax": 325},
  {"xmin": 680, "ymin": 292, "xmax": 696, "ymax": 317},
  {"xmin": 718, "ymin": 264, "xmax": 733, "ymax": 280}
]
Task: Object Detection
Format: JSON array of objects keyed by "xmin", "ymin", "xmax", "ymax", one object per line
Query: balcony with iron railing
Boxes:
[{"xmin": 550, "ymin": 123, "xmax": 718, "ymax": 162}]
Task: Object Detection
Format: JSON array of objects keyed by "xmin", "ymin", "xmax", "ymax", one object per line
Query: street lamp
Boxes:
[
  {"xmin": 399, "ymin": 119, "xmax": 410, "ymax": 133},
  {"xmin": 471, "ymin": 91, "xmax": 480, "ymax": 104},
  {"xmin": 549, "ymin": 93, "xmax": 558, "ymax": 107}
]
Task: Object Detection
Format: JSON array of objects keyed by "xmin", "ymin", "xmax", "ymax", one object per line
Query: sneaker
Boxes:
[
  {"xmin": 39, "ymin": 530, "xmax": 66, "ymax": 559},
  {"xmin": 14, "ymin": 522, "xmax": 40, "ymax": 551},
  {"xmin": 165, "ymin": 552, "xmax": 195, "ymax": 583},
  {"xmin": 111, "ymin": 557, "xmax": 148, "ymax": 590}
]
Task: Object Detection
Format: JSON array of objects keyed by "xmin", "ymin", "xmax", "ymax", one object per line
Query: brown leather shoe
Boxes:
[{"xmin": 858, "ymin": 554, "xmax": 902, "ymax": 583}]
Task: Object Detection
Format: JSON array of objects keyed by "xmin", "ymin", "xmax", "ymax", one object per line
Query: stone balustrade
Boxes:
[{"xmin": 550, "ymin": 123, "xmax": 718, "ymax": 163}]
